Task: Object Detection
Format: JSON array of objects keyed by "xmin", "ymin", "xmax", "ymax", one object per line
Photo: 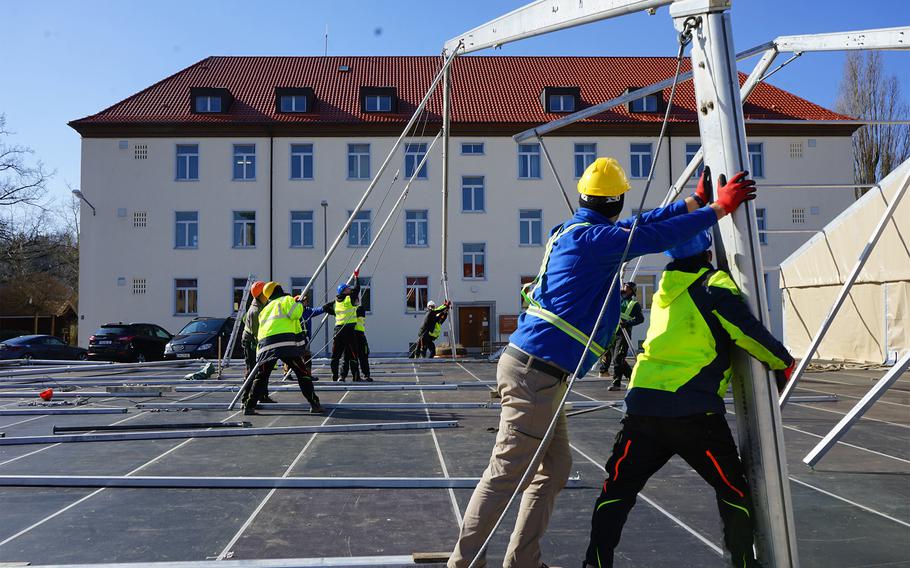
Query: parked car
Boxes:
[
  {"xmin": 164, "ymin": 317, "xmax": 242, "ymax": 360},
  {"xmin": 87, "ymin": 323, "xmax": 173, "ymax": 362},
  {"xmin": 0, "ymin": 335, "xmax": 88, "ymax": 361}
]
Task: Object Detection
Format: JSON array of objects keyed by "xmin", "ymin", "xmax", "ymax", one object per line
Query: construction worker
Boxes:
[
  {"xmin": 416, "ymin": 300, "xmax": 450, "ymax": 358},
  {"xmin": 448, "ymin": 160, "xmax": 757, "ymax": 568},
  {"xmin": 342, "ymin": 307, "xmax": 371, "ymax": 381},
  {"xmin": 322, "ymin": 271, "xmax": 362, "ymax": 382},
  {"xmin": 240, "ymin": 280, "xmax": 274, "ymax": 406},
  {"xmin": 583, "ymin": 229, "xmax": 795, "ymax": 568},
  {"xmin": 244, "ymin": 282, "xmax": 324, "ymax": 415},
  {"xmin": 601, "ymin": 281, "xmax": 644, "ymax": 391}
]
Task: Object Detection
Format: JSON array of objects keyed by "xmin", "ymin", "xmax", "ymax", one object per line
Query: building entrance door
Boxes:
[{"xmin": 458, "ymin": 306, "xmax": 491, "ymax": 352}]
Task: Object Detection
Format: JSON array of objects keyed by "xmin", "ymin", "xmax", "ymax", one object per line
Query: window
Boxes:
[
  {"xmin": 290, "ymin": 211, "xmax": 314, "ymax": 248},
  {"xmin": 520, "ymin": 275, "xmax": 535, "ymax": 310},
  {"xmin": 280, "ymin": 95, "xmax": 308, "ymax": 113},
  {"xmin": 461, "ymin": 176, "xmax": 485, "ymax": 212},
  {"xmin": 133, "ymin": 211, "xmax": 148, "ymax": 228},
  {"xmin": 290, "ymin": 277, "xmax": 315, "ymax": 338},
  {"xmin": 518, "ymin": 143, "xmax": 541, "ymax": 179},
  {"xmin": 630, "ymin": 143, "xmax": 653, "ymax": 179},
  {"xmin": 233, "ymin": 211, "xmax": 256, "ymax": 248},
  {"xmin": 365, "ymin": 94, "xmax": 392, "ymax": 112},
  {"xmin": 194, "ymin": 96, "xmax": 222, "ymax": 113},
  {"xmin": 404, "ymin": 143, "xmax": 428, "ymax": 179},
  {"xmin": 405, "ymin": 210, "xmax": 429, "ymax": 247},
  {"xmin": 792, "ymin": 208, "xmax": 806, "ymax": 224},
  {"xmin": 232, "ymin": 278, "xmax": 248, "ymax": 313},
  {"xmin": 134, "ymin": 144, "xmax": 148, "ymax": 160},
  {"xmin": 348, "ymin": 144, "xmax": 371, "ymax": 179},
  {"xmin": 574, "ymin": 143, "xmax": 596, "ymax": 178},
  {"xmin": 233, "ymin": 144, "xmax": 256, "ymax": 180},
  {"xmin": 132, "ymin": 278, "xmax": 147, "ymax": 295},
  {"xmin": 548, "ymin": 94, "xmax": 575, "ymax": 112},
  {"xmin": 358, "ymin": 276, "xmax": 372, "ymax": 313},
  {"xmin": 748, "ymin": 143, "xmax": 764, "ymax": 178},
  {"xmin": 405, "ymin": 276, "xmax": 429, "ymax": 312},
  {"xmin": 176, "ymin": 145, "xmax": 198, "ymax": 181},
  {"xmin": 461, "ymin": 142, "xmax": 484, "ymax": 155},
  {"xmin": 463, "ymin": 243, "xmax": 486, "ymax": 279},
  {"xmin": 175, "ymin": 279, "xmax": 198, "ymax": 315},
  {"xmin": 348, "ymin": 210, "xmax": 371, "ymax": 247},
  {"xmin": 519, "ymin": 209, "xmax": 543, "ymax": 246},
  {"xmin": 756, "ymin": 208, "xmax": 767, "ymax": 245},
  {"xmin": 633, "ymin": 274, "xmax": 657, "ymax": 311},
  {"xmin": 290, "ymin": 144, "xmax": 314, "ymax": 180},
  {"xmin": 175, "ymin": 211, "xmax": 198, "ymax": 248},
  {"xmin": 789, "ymin": 142, "xmax": 803, "ymax": 159},
  {"xmin": 684, "ymin": 143, "xmax": 704, "ymax": 178},
  {"xmin": 630, "ymin": 95, "xmax": 658, "ymax": 113}
]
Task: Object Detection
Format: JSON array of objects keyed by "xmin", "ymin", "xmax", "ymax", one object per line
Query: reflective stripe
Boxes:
[
  {"xmin": 334, "ymin": 298, "xmax": 357, "ymax": 326},
  {"xmin": 595, "ymin": 498, "xmax": 622, "ymax": 511},
  {"xmin": 429, "ymin": 322, "xmax": 441, "ymax": 339},
  {"xmin": 525, "ymin": 305, "xmax": 606, "ymax": 357},
  {"xmin": 620, "ymin": 298, "xmax": 638, "ymax": 322},
  {"xmin": 258, "ymin": 297, "xmax": 300, "ymax": 342},
  {"xmin": 521, "ymin": 222, "xmax": 591, "ymax": 309}
]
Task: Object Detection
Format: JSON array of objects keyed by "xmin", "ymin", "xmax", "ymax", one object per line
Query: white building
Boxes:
[{"xmin": 71, "ymin": 56, "xmax": 858, "ymax": 354}]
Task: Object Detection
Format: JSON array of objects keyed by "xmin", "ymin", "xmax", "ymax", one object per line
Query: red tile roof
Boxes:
[{"xmin": 69, "ymin": 55, "xmax": 851, "ymax": 132}]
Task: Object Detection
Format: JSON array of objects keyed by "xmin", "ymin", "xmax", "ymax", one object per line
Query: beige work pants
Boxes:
[{"xmin": 448, "ymin": 351, "xmax": 572, "ymax": 568}]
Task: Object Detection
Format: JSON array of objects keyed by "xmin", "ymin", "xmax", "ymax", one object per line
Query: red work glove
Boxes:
[
  {"xmin": 714, "ymin": 171, "xmax": 756, "ymax": 214},
  {"xmin": 692, "ymin": 166, "xmax": 712, "ymax": 206},
  {"xmin": 353, "ymin": 269, "xmax": 360, "ymax": 278},
  {"xmin": 775, "ymin": 360, "xmax": 796, "ymax": 394}
]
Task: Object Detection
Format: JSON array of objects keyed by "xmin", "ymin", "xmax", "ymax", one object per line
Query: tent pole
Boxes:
[{"xmin": 441, "ymin": 63, "xmax": 457, "ymax": 359}]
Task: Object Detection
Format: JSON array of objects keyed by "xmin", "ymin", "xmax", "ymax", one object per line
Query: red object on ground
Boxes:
[{"xmin": 39, "ymin": 388, "xmax": 54, "ymax": 401}]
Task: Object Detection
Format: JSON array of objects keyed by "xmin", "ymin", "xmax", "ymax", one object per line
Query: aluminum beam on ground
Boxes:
[
  {"xmin": 0, "ymin": 391, "xmax": 162, "ymax": 398},
  {"xmin": 52, "ymin": 421, "xmax": 252, "ymax": 434},
  {"xmin": 0, "ymin": 407, "xmax": 128, "ymax": 416},
  {"xmin": 0, "ymin": 420, "xmax": 459, "ymax": 446},
  {"xmin": 0, "ymin": 359, "xmax": 198, "ymax": 378},
  {"xmin": 0, "ymin": 555, "xmax": 424, "ymax": 568},
  {"xmin": 174, "ymin": 384, "xmax": 458, "ymax": 393},
  {"xmin": 803, "ymin": 353, "xmax": 910, "ymax": 467},
  {"xmin": 444, "ymin": 0, "xmax": 672, "ymax": 54},
  {"xmin": 774, "ymin": 26, "xmax": 910, "ymax": 53}
]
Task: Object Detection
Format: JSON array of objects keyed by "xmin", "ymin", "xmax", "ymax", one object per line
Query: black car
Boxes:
[
  {"xmin": 163, "ymin": 317, "xmax": 242, "ymax": 360},
  {"xmin": 87, "ymin": 323, "xmax": 173, "ymax": 362},
  {"xmin": 0, "ymin": 335, "xmax": 88, "ymax": 361}
]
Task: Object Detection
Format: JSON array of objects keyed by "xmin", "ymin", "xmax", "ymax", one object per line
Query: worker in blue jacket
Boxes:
[{"xmin": 448, "ymin": 158, "xmax": 757, "ymax": 568}]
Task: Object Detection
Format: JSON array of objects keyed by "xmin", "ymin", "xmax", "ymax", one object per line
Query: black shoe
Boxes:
[
  {"xmin": 309, "ymin": 398, "xmax": 324, "ymax": 413},
  {"xmin": 332, "ymin": 376, "xmax": 339, "ymax": 382},
  {"xmin": 353, "ymin": 377, "xmax": 364, "ymax": 382},
  {"xmin": 364, "ymin": 376, "xmax": 373, "ymax": 382},
  {"xmin": 243, "ymin": 407, "xmax": 257, "ymax": 416},
  {"xmin": 608, "ymin": 383, "xmax": 621, "ymax": 391},
  {"xmin": 259, "ymin": 395, "xmax": 277, "ymax": 404}
]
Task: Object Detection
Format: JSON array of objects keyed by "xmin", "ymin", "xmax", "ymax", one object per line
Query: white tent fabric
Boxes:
[{"xmin": 780, "ymin": 158, "xmax": 910, "ymax": 364}]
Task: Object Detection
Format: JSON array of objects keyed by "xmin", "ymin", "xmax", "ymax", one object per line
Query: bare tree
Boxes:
[
  {"xmin": 836, "ymin": 52, "xmax": 910, "ymax": 196},
  {"xmin": 0, "ymin": 114, "xmax": 51, "ymax": 207}
]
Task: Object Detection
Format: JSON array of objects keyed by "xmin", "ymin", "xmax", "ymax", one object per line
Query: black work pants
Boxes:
[
  {"xmin": 586, "ymin": 413, "xmax": 759, "ymax": 568},
  {"xmin": 242, "ymin": 336, "xmax": 257, "ymax": 378},
  {"xmin": 611, "ymin": 329, "xmax": 633, "ymax": 386},
  {"xmin": 245, "ymin": 352, "xmax": 318, "ymax": 410},
  {"xmin": 421, "ymin": 334, "xmax": 436, "ymax": 358},
  {"xmin": 343, "ymin": 331, "xmax": 370, "ymax": 379},
  {"xmin": 331, "ymin": 326, "xmax": 360, "ymax": 380}
]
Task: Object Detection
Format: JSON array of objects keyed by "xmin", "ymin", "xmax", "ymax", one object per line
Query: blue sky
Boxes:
[{"xmin": 1, "ymin": 0, "xmax": 907, "ymax": 207}]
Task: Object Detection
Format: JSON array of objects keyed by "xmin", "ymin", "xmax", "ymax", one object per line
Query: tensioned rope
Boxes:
[{"xmin": 466, "ymin": 18, "xmax": 699, "ymax": 567}]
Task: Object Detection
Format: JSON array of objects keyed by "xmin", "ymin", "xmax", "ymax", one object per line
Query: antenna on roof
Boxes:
[{"xmin": 324, "ymin": 24, "xmax": 328, "ymax": 56}]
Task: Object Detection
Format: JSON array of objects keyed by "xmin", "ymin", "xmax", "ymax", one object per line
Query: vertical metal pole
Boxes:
[
  {"xmin": 441, "ymin": 62, "xmax": 457, "ymax": 358},
  {"xmin": 322, "ymin": 201, "xmax": 329, "ymax": 357},
  {"xmin": 780, "ymin": 170, "xmax": 910, "ymax": 405},
  {"xmin": 672, "ymin": 3, "xmax": 798, "ymax": 565}
]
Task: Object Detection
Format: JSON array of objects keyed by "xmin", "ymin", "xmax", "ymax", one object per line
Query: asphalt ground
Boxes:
[{"xmin": 0, "ymin": 360, "xmax": 907, "ymax": 567}]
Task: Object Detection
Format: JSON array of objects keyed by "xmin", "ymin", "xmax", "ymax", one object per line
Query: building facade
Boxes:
[{"xmin": 71, "ymin": 56, "xmax": 857, "ymax": 354}]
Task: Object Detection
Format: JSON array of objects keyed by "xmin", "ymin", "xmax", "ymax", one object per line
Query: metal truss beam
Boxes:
[
  {"xmin": 774, "ymin": 26, "xmax": 910, "ymax": 53},
  {"xmin": 174, "ymin": 384, "xmax": 458, "ymax": 393},
  {"xmin": 0, "ymin": 391, "xmax": 162, "ymax": 398},
  {"xmin": 0, "ymin": 554, "xmax": 424, "ymax": 568},
  {"xmin": 0, "ymin": 407, "xmax": 128, "ymax": 416}
]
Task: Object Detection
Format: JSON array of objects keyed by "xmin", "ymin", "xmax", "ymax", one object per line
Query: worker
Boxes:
[
  {"xmin": 322, "ymin": 271, "xmax": 362, "ymax": 382},
  {"xmin": 600, "ymin": 281, "xmax": 644, "ymax": 391},
  {"xmin": 242, "ymin": 280, "xmax": 266, "ymax": 378},
  {"xmin": 582, "ymin": 229, "xmax": 796, "ymax": 568},
  {"xmin": 342, "ymin": 306, "xmax": 372, "ymax": 381},
  {"xmin": 416, "ymin": 300, "xmax": 451, "ymax": 358},
  {"xmin": 448, "ymin": 159, "xmax": 757, "ymax": 568},
  {"xmin": 244, "ymin": 282, "xmax": 324, "ymax": 415}
]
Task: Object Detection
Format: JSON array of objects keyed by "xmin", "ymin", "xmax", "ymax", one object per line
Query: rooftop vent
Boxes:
[{"xmin": 338, "ymin": 65, "xmax": 351, "ymax": 72}]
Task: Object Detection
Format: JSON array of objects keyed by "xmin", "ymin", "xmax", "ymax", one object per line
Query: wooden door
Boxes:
[{"xmin": 458, "ymin": 306, "xmax": 490, "ymax": 350}]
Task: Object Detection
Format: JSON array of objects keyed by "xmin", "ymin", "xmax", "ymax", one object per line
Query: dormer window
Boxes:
[
  {"xmin": 360, "ymin": 87, "xmax": 397, "ymax": 113},
  {"xmin": 541, "ymin": 87, "xmax": 580, "ymax": 114},
  {"xmin": 275, "ymin": 87, "xmax": 315, "ymax": 114},
  {"xmin": 627, "ymin": 87, "xmax": 660, "ymax": 113},
  {"xmin": 190, "ymin": 88, "xmax": 232, "ymax": 114}
]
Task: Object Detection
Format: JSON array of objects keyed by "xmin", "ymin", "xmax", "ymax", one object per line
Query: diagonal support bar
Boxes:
[{"xmin": 774, "ymin": 26, "xmax": 910, "ymax": 53}]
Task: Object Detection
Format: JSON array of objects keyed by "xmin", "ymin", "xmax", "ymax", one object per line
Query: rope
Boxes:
[{"xmin": 465, "ymin": 20, "xmax": 699, "ymax": 567}]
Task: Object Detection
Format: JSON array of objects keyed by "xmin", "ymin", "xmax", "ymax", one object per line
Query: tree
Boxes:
[
  {"xmin": 0, "ymin": 114, "xmax": 51, "ymax": 208},
  {"xmin": 836, "ymin": 52, "xmax": 910, "ymax": 196}
]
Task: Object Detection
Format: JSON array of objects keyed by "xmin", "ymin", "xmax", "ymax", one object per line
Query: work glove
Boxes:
[
  {"xmin": 774, "ymin": 359, "xmax": 797, "ymax": 394},
  {"xmin": 691, "ymin": 166, "xmax": 712, "ymax": 206},
  {"xmin": 714, "ymin": 171, "xmax": 756, "ymax": 214},
  {"xmin": 353, "ymin": 269, "xmax": 360, "ymax": 278}
]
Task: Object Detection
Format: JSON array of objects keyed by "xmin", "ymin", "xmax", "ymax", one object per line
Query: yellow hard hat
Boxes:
[
  {"xmin": 262, "ymin": 281, "xmax": 279, "ymax": 300},
  {"xmin": 577, "ymin": 157, "xmax": 631, "ymax": 198}
]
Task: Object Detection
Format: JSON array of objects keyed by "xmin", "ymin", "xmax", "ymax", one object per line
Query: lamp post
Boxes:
[
  {"xmin": 321, "ymin": 200, "xmax": 329, "ymax": 357},
  {"xmin": 71, "ymin": 189, "xmax": 96, "ymax": 216}
]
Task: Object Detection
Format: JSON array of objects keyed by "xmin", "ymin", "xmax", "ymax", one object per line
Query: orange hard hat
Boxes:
[
  {"xmin": 39, "ymin": 388, "xmax": 54, "ymax": 401},
  {"xmin": 250, "ymin": 281, "xmax": 266, "ymax": 299}
]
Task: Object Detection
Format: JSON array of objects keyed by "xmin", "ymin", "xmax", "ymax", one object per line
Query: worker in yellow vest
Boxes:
[
  {"xmin": 342, "ymin": 308, "xmax": 371, "ymax": 381},
  {"xmin": 244, "ymin": 282, "xmax": 324, "ymax": 415},
  {"xmin": 601, "ymin": 282, "xmax": 644, "ymax": 391},
  {"xmin": 321, "ymin": 271, "xmax": 362, "ymax": 382},
  {"xmin": 416, "ymin": 300, "xmax": 451, "ymax": 358}
]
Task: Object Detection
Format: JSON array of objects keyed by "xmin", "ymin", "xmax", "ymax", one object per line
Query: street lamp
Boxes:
[
  {"xmin": 71, "ymin": 189, "xmax": 96, "ymax": 216},
  {"xmin": 321, "ymin": 200, "xmax": 329, "ymax": 357}
]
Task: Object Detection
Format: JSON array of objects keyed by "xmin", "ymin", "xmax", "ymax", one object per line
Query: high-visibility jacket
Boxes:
[
  {"xmin": 355, "ymin": 316, "xmax": 366, "ymax": 333},
  {"xmin": 510, "ymin": 202, "xmax": 717, "ymax": 374},
  {"xmin": 256, "ymin": 295, "xmax": 306, "ymax": 355},
  {"xmin": 625, "ymin": 259, "xmax": 793, "ymax": 417},
  {"xmin": 333, "ymin": 297, "xmax": 358, "ymax": 327},
  {"xmin": 619, "ymin": 297, "xmax": 643, "ymax": 326},
  {"xmin": 420, "ymin": 305, "xmax": 448, "ymax": 339}
]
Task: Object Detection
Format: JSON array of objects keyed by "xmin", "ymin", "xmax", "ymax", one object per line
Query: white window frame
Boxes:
[
  {"xmin": 405, "ymin": 209, "xmax": 429, "ymax": 247},
  {"xmin": 290, "ymin": 143, "xmax": 314, "ymax": 180},
  {"xmin": 232, "ymin": 211, "xmax": 256, "ymax": 248},
  {"xmin": 358, "ymin": 276, "xmax": 372, "ymax": 314},
  {"xmin": 405, "ymin": 276, "xmax": 429, "ymax": 313},
  {"xmin": 175, "ymin": 144, "xmax": 199, "ymax": 181},
  {"xmin": 518, "ymin": 144, "xmax": 541, "ymax": 179},
  {"xmin": 630, "ymin": 95, "xmax": 658, "ymax": 112},
  {"xmin": 461, "ymin": 176, "xmax": 485, "ymax": 213},
  {"xmin": 280, "ymin": 95, "xmax": 308, "ymax": 113},
  {"xmin": 365, "ymin": 95, "xmax": 392, "ymax": 112},
  {"xmin": 290, "ymin": 210, "xmax": 315, "ymax": 248},
  {"xmin": 348, "ymin": 210, "xmax": 371, "ymax": 247},
  {"xmin": 461, "ymin": 142, "xmax": 484, "ymax": 155},
  {"xmin": 347, "ymin": 143, "xmax": 371, "ymax": 180},
  {"xmin": 756, "ymin": 208, "xmax": 768, "ymax": 245},
  {"xmin": 232, "ymin": 278, "xmax": 248, "ymax": 313},
  {"xmin": 232, "ymin": 144, "xmax": 256, "ymax": 181},
  {"xmin": 548, "ymin": 93, "xmax": 575, "ymax": 112},
  {"xmin": 574, "ymin": 143, "xmax": 596, "ymax": 178},
  {"xmin": 404, "ymin": 143, "xmax": 428, "ymax": 179},
  {"xmin": 195, "ymin": 96, "xmax": 221, "ymax": 113},
  {"xmin": 462, "ymin": 242, "xmax": 486, "ymax": 280},
  {"xmin": 630, "ymin": 143, "xmax": 653, "ymax": 179},
  {"xmin": 175, "ymin": 278, "xmax": 198, "ymax": 316},
  {"xmin": 519, "ymin": 209, "xmax": 543, "ymax": 247},
  {"xmin": 748, "ymin": 142, "xmax": 765, "ymax": 178},
  {"xmin": 175, "ymin": 211, "xmax": 198, "ymax": 249},
  {"xmin": 684, "ymin": 142, "xmax": 705, "ymax": 179}
]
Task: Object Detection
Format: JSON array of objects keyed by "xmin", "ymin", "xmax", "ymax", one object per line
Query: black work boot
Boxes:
[
  {"xmin": 243, "ymin": 404, "xmax": 257, "ymax": 416},
  {"xmin": 309, "ymin": 395, "xmax": 324, "ymax": 414},
  {"xmin": 259, "ymin": 395, "xmax": 277, "ymax": 404}
]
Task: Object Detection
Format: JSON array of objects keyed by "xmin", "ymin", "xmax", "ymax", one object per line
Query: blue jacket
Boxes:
[{"xmin": 509, "ymin": 201, "xmax": 717, "ymax": 375}]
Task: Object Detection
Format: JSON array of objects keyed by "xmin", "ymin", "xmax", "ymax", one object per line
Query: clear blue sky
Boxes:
[{"xmin": 2, "ymin": 0, "xmax": 907, "ymax": 207}]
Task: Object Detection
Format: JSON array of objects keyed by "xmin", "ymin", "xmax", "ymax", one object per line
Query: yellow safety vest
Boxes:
[
  {"xmin": 257, "ymin": 295, "xmax": 304, "ymax": 353},
  {"xmin": 355, "ymin": 316, "xmax": 366, "ymax": 333},
  {"xmin": 334, "ymin": 297, "xmax": 358, "ymax": 327},
  {"xmin": 620, "ymin": 298, "xmax": 639, "ymax": 322}
]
